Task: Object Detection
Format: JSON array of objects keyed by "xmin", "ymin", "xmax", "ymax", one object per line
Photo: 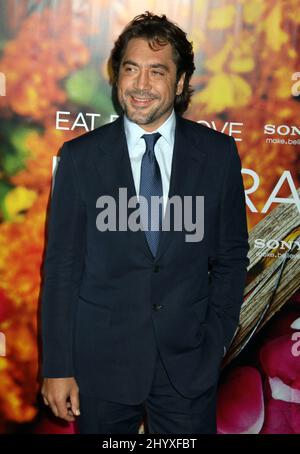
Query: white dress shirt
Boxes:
[{"xmin": 123, "ymin": 109, "xmax": 176, "ymax": 214}]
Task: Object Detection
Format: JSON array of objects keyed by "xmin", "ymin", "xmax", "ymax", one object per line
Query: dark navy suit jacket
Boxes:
[{"xmin": 41, "ymin": 113, "xmax": 249, "ymax": 404}]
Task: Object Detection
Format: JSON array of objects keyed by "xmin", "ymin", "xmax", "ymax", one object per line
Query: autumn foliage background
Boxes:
[{"xmin": 0, "ymin": 0, "xmax": 299, "ymax": 434}]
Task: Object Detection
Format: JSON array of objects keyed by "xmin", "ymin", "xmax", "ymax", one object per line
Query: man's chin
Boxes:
[{"xmin": 125, "ymin": 109, "xmax": 155, "ymax": 126}]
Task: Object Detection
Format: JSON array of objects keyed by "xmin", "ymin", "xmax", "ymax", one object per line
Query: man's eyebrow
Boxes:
[
  {"xmin": 122, "ymin": 60, "xmax": 138, "ymax": 67},
  {"xmin": 122, "ymin": 60, "xmax": 170, "ymax": 71},
  {"xmin": 150, "ymin": 63, "xmax": 170, "ymax": 71}
]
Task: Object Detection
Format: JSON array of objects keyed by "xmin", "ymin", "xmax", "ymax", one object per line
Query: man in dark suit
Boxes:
[{"xmin": 41, "ymin": 12, "xmax": 249, "ymax": 434}]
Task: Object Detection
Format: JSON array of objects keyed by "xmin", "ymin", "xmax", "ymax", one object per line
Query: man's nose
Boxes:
[{"xmin": 134, "ymin": 69, "xmax": 151, "ymax": 90}]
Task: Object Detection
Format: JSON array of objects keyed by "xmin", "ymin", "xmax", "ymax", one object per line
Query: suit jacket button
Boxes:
[
  {"xmin": 153, "ymin": 264, "xmax": 160, "ymax": 272},
  {"xmin": 152, "ymin": 304, "xmax": 164, "ymax": 311}
]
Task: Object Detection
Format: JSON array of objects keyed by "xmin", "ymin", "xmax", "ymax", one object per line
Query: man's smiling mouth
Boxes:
[{"xmin": 130, "ymin": 96, "xmax": 156, "ymax": 106}]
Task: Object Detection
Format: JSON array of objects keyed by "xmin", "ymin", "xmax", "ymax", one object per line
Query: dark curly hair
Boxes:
[{"xmin": 109, "ymin": 11, "xmax": 195, "ymax": 115}]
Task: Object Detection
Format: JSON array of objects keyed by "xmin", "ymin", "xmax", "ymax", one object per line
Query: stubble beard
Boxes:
[{"xmin": 120, "ymin": 96, "xmax": 174, "ymax": 127}]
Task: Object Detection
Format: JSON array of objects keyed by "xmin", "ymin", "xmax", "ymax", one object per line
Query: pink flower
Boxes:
[
  {"xmin": 261, "ymin": 398, "xmax": 300, "ymax": 434},
  {"xmin": 259, "ymin": 324, "xmax": 300, "ymax": 433},
  {"xmin": 32, "ymin": 412, "xmax": 77, "ymax": 434},
  {"xmin": 217, "ymin": 366, "xmax": 264, "ymax": 433},
  {"xmin": 260, "ymin": 334, "xmax": 300, "ymax": 391}
]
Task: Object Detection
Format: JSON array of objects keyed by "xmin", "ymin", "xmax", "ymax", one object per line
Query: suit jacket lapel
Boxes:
[
  {"xmin": 155, "ymin": 114, "xmax": 208, "ymax": 261},
  {"xmin": 93, "ymin": 115, "xmax": 136, "ymax": 200},
  {"xmin": 92, "ymin": 115, "xmax": 154, "ymax": 261}
]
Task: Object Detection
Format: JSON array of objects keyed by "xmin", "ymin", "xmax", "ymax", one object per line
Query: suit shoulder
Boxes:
[{"xmin": 62, "ymin": 117, "xmax": 121, "ymax": 153}]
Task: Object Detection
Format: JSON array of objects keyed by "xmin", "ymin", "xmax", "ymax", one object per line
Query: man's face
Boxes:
[{"xmin": 117, "ymin": 37, "xmax": 185, "ymax": 131}]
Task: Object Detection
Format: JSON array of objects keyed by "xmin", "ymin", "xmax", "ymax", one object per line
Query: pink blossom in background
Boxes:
[
  {"xmin": 217, "ymin": 366, "xmax": 264, "ymax": 434},
  {"xmin": 259, "ymin": 323, "xmax": 300, "ymax": 433},
  {"xmin": 261, "ymin": 398, "xmax": 300, "ymax": 434},
  {"xmin": 260, "ymin": 334, "xmax": 300, "ymax": 391},
  {"xmin": 33, "ymin": 413, "xmax": 77, "ymax": 434}
]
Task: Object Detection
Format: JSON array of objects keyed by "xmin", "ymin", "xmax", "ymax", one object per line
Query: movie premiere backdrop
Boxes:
[{"xmin": 0, "ymin": 0, "xmax": 299, "ymax": 434}]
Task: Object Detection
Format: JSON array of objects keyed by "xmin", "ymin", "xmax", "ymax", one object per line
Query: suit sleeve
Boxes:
[
  {"xmin": 209, "ymin": 136, "xmax": 249, "ymax": 351},
  {"xmin": 41, "ymin": 142, "xmax": 86, "ymax": 378}
]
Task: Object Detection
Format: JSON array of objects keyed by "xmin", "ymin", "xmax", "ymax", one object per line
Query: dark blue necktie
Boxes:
[{"xmin": 139, "ymin": 132, "xmax": 163, "ymax": 257}]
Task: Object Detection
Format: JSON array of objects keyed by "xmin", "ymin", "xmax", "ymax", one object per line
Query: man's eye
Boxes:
[
  {"xmin": 125, "ymin": 67, "xmax": 135, "ymax": 72},
  {"xmin": 152, "ymin": 70, "xmax": 164, "ymax": 76}
]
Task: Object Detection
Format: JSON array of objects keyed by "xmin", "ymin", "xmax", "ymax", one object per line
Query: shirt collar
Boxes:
[{"xmin": 124, "ymin": 109, "xmax": 176, "ymax": 150}]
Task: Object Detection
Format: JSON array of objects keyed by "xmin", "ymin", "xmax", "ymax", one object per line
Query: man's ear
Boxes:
[{"xmin": 176, "ymin": 72, "xmax": 185, "ymax": 96}]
